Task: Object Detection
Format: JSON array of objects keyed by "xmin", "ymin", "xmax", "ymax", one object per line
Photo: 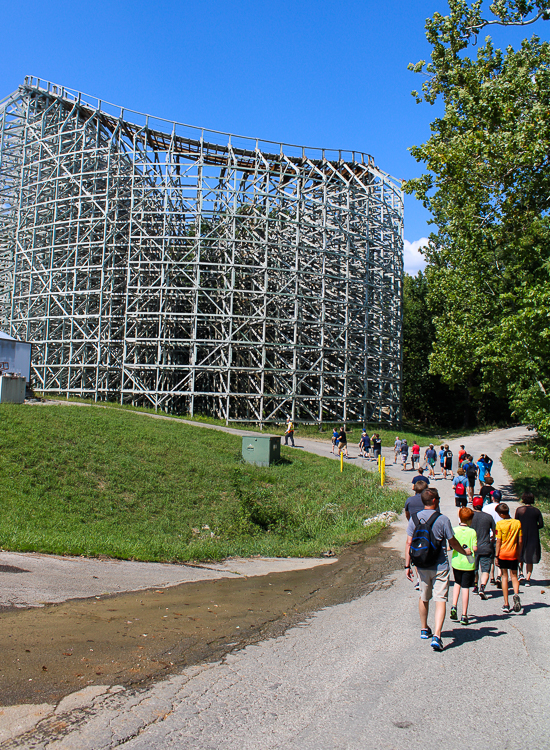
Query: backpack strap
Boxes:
[{"xmin": 412, "ymin": 510, "xmax": 440, "ymax": 530}]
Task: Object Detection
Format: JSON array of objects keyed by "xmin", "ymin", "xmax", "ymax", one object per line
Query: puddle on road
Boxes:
[{"xmin": 0, "ymin": 534, "xmax": 401, "ymax": 707}]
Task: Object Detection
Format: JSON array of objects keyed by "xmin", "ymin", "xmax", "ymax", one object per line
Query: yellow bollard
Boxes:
[
  {"xmin": 381, "ymin": 456, "xmax": 385, "ymax": 486},
  {"xmin": 377, "ymin": 454, "xmax": 381, "ymax": 472},
  {"xmin": 340, "ymin": 450, "xmax": 343, "ymax": 473}
]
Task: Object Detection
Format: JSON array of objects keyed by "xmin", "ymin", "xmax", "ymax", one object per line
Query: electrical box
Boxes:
[
  {"xmin": 0, "ymin": 375, "xmax": 26, "ymax": 404},
  {"xmin": 241, "ymin": 435, "xmax": 281, "ymax": 467}
]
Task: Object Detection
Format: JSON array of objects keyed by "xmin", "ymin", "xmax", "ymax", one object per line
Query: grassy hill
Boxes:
[{"xmin": 0, "ymin": 404, "xmax": 406, "ymax": 561}]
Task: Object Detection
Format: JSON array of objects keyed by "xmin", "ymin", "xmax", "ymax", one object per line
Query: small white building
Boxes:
[{"xmin": 0, "ymin": 331, "xmax": 32, "ymax": 403}]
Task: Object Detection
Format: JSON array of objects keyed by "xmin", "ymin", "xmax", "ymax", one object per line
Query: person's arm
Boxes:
[
  {"xmin": 495, "ymin": 538, "xmax": 501, "ymax": 558},
  {"xmin": 448, "ymin": 536, "xmax": 471, "ymax": 556},
  {"xmin": 538, "ymin": 510, "xmax": 545, "ymax": 529},
  {"xmin": 404, "ymin": 536, "xmax": 414, "ymax": 581},
  {"xmin": 405, "ymin": 510, "xmax": 411, "ymax": 521}
]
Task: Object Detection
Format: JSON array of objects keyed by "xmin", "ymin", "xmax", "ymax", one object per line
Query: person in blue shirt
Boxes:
[
  {"xmin": 476, "ymin": 454, "xmax": 493, "ymax": 490},
  {"xmin": 331, "ymin": 428, "xmax": 339, "ymax": 454},
  {"xmin": 424, "ymin": 444, "xmax": 437, "ymax": 478}
]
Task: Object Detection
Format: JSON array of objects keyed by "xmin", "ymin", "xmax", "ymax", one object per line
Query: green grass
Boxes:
[
  {"xmin": 501, "ymin": 442, "xmax": 550, "ymax": 547},
  {"xmin": 35, "ymin": 393, "xmax": 500, "ymax": 447},
  {"xmin": 0, "ymin": 404, "xmax": 407, "ymax": 561}
]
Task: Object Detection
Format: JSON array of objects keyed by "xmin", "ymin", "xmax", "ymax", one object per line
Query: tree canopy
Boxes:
[{"xmin": 405, "ymin": 0, "xmax": 550, "ymax": 451}]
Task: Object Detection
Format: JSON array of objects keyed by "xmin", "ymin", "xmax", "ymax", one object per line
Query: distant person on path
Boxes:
[
  {"xmin": 443, "ymin": 444, "xmax": 454, "ymax": 480},
  {"xmin": 400, "ymin": 439, "xmax": 409, "ymax": 470},
  {"xmin": 449, "ymin": 507, "xmax": 478, "ymax": 626},
  {"xmin": 471, "ymin": 497, "xmax": 496, "ymax": 599},
  {"xmin": 458, "ymin": 445, "xmax": 467, "ymax": 465},
  {"xmin": 424, "ymin": 444, "xmax": 437, "ymax": 477},
  {"xmin": 477, "ymin": 454, "xmax": 493, "ymax": 490},
  {"xmin": 405, "ymin": 488, "xmax": 473, "ymax": 651},
  {"xmin": 284, "ymin": 418, "xmax": 295, "ymax": 447},
  {"xmin": 515, "ymin": 492, "xmax": 544, "ymax": 585},
  {"xmin": 439, "ymin": 445, "xmax": 446, "ymax": 474},
  {"xmin": 495, "ymin": 503, "xmax": 523, "ymax": 613},
  {"xmin": 480, "ymin": 476, "xmax": 495, "ymax": 505},
  {"xmin": 452, "ymin": 468, "xmax": 468, "ymax": 507},
  {"xmin": 338, "ymin": 426, "xmax": 348, "ymax": 458},
  {"xmin": 462, "ymin": 455, "xmax": 478, "ymax": 500},
  {"xmin": 411, "ymin": 466, "xmax": 429, "ymax": 491},
  {"xmin": 358, "ymin": 430, "xmax": 368, "ymax": 457},
  {"xmin": 372, "ymin": 434, "xmax": 382, "ymax": 460},
  {"xmin": 411, "ymin": 440, "xmax": 420, "ymax": 469},
  {"xmin": 331, "ymin": 428, "xmax": 339, "ymax": 454},
  {"xmin": 394, "ymin": 436, "xmax": 402, "ymax": 464}
]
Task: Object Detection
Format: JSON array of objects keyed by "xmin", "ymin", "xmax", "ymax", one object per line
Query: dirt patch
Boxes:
[{"xmin": 0, "ymin": 534, "xmax": 401, "ymax": 707}]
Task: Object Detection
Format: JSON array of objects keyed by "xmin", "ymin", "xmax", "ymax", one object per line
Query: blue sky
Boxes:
[{"xmin": 2, "ymin": 1, "xmax": 548, "ymax": 274}]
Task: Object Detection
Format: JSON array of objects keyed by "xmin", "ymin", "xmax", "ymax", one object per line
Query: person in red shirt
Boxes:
[{"xmin": 458, "ymin": 445, "xmax": 467, "ymax": 465}]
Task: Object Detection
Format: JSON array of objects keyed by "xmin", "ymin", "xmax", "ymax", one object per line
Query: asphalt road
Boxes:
[{"xmin": 3, "ymin": 425, "xmax": 550, "ymax": 749}]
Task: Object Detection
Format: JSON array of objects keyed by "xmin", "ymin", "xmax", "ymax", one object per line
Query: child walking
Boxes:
[
  {"xmin": 450, "ymin": 507, "xmax": 478, "ymax": 625},
  {"xmin": 495, "ymin": 503, "xmax": 523, "ymax": 613}
]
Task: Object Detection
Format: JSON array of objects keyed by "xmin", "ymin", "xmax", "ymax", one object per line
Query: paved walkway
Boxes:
[{"xmin": 2, "ymin": 421, "xmax": 550, "ymax": 748}]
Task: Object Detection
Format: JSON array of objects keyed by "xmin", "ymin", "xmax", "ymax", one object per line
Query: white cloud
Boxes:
[{"xmin": 403, "ymin": 237, "xmax": 429, "ymax": 276}]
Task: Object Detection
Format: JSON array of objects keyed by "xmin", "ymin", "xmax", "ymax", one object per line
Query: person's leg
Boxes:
[
  {"xmin": 452, "ymin": 582, "xmax": 460, "ymax": 608},
  {"xmin": 510, "ymin": 569, "xmax": 520, "ymax": 595},
  {"xmin": 434, "ymin": 601, "xmax": 446, "ymax": 637},
  {"xmin": 526, "ymin": 563, "xmax": 534, "ymax": 581},
  {"xmin": 461, "ymin": 587, "xmax": 470, "ymax": 617},
  {"xmin": 418, "ymin": 598, "xmax": 429, "ymax": 629},
  {"xmin": 501, "ymin": 568, "xmax": 509, "ymax": 607}
]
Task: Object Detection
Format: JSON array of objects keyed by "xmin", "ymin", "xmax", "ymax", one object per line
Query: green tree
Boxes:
[
  {"xmin": 402, "ymin": 271, "xmax": 509, "ymax": 426},
  {"xmin": 405, "ymin": 0, "xmax": 550, "ymax": 448}
]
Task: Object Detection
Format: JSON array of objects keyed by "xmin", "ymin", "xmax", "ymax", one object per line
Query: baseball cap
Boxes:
[
  {"xmin": 492, "ymin": 490, "xmax": 502, "ymax": 502},
  {"xmin": 472, "ymin": 497, "xmax": 483, "ymax": 508}
]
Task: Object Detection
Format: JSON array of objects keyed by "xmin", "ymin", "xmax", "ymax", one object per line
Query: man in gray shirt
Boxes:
[{"xmin": 405, "ymin": 488, "xmax": 473, "ymax": 651}]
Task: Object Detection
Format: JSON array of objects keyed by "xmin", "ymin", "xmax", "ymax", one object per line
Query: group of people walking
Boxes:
[{"xmin": 404, "ymin": 448, "xmax": 544, "ymax": 651}]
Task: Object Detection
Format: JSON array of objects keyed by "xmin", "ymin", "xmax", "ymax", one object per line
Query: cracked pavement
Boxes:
[{"xmin": 2, "ymin": 425, "xmax": 550, "ymax": 749}]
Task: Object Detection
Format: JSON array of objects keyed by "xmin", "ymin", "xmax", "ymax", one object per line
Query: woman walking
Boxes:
[{"xmin": 515, "ymin": 492, "xmax": 544, "ymax": 585}]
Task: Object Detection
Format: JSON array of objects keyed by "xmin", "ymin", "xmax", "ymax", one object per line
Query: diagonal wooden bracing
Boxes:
[{"xmin": 0, "ymin": 77, "xmax": 403, "ymax": 425}]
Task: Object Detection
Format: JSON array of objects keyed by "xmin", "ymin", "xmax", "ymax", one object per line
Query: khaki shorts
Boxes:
[{"xmin": 417, "ymin": 567, "xmax": 450, "ymax": 602}]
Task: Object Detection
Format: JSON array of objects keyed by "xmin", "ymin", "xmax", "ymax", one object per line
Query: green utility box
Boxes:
[{"xmin": 241, "ymin": 435, "xmax": 281, "ymax": 467}]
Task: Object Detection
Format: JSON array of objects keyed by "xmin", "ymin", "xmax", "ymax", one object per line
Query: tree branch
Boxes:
[{"xmin": 467, "ymin": 9, "xmax": 550, "ymax": 31}]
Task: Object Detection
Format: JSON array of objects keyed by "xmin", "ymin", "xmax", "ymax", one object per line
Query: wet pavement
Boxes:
[{"xmin": 0, "ymin": 536, "xmax": 400, "ymax": 707}]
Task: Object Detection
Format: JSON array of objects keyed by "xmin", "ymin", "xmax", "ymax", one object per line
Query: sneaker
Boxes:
[
  {"xmin": 518, "ymin": 572, "xmax": 526, "ymax": 581},
  {"xmin": 431, "ymin": 635, "xmax": 443, "ymax": 651},
  {"xmin": 450, "ymin": 606, "xmax": 458, "ymax": 621},
  {"xmin": 479, "ymin": 589, "xmax": 488, "ymax": 600},
  {"xmin": 472, "ymin": 585, "xmax": 478, "ymax": 594},
  {"xmin": 414, "ymin": 581, "xmax": 420, "ymax": 591},
  {"xmin": 495, "ymin": 577, "xmax": 502, "ymax": 589},
  {"xmin": 524, "ymin": 580, "xmax": 531, "ymax": 587},
  {"xmin": 513, "ymin": 594, "xmax": 522, "ymax": 612},
  {"xmin": 490, "ymin": 578, "xmax": 496, "ymax": 585},
  {"xmin": 502, "ymin": 604, "xmax": 511, "ymax": 613},
  {"xmin": 420, "ymin": 627, "xmax": 433, "ymax": 639},
  {"xmin": 460, "ymin": 615, "xmax": 469, "ymax": 625}
]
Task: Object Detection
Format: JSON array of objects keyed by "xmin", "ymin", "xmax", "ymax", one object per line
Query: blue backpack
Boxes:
[{"xmin": 410, "ymin": 512, "xmax": 442, "ymax": 568}]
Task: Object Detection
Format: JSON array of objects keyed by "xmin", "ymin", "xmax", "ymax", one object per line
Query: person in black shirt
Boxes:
[{"xmin": 471, "ymin": 496, "xmax": 496, "ymax": 598}]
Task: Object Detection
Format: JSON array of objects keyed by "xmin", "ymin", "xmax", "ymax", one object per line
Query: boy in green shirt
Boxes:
[{"xmin": 450, "ymin": 507, "xmax": 478, "ymax": 625}]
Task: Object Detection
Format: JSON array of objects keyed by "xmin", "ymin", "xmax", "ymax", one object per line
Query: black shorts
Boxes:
[
  {"xmin": 452, "ymin": 568, "xmax": 475, "ymax": 588},
  {"xmin": 498, "ymin": 558, "xmax": 519, "ymax": 571},
  {"xmin": 455, "ymin": 496, "xmax": 467, "ymax": 507},
  {"xmin": 468, "ymin": 476, "xmax": 476, "ymax": 488}
]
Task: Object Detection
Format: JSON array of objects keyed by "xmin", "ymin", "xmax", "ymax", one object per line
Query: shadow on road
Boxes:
[{"xmin": 442, "ymin": 625, "xmax": 507, "ymax": 650}]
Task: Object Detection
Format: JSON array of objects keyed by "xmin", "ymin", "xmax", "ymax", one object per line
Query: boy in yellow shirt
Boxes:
[{"xmin": 495, "ymin": 503, "xmax": 523, "ymax": 613}]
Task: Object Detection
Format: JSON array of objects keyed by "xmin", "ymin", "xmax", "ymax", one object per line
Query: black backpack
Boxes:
[{"xmin": 410, "ymin": 511, "xmax": 442, "ymax": 568}]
